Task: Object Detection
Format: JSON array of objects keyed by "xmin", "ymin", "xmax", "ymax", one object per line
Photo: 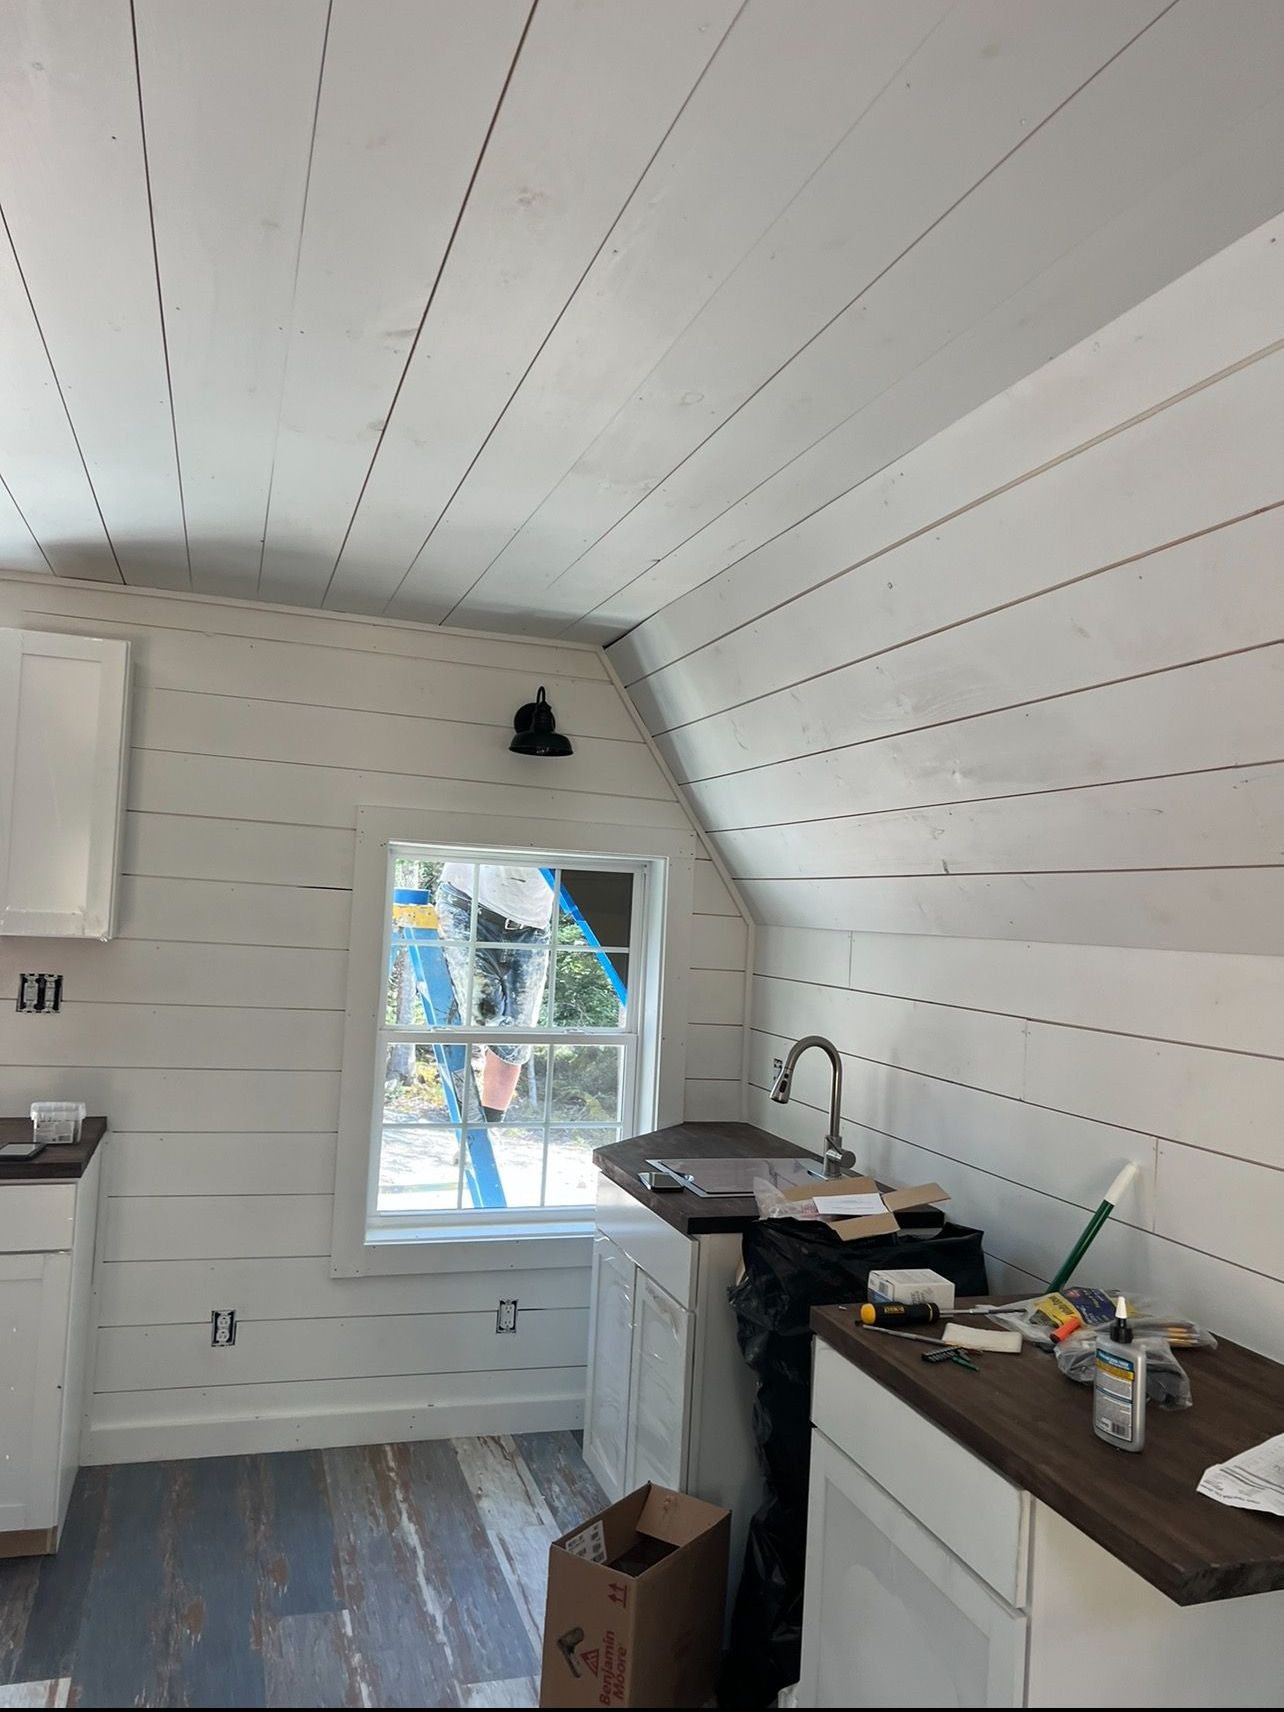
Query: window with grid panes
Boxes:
[{"xmin": 376, "ymin": 847, "xmax": 644, "ymax": 1226}]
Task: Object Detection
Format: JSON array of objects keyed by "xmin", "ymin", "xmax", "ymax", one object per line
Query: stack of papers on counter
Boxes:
[{"xmin": 1197, "ymin": 1433, "xmax": 1284, "ymax": 1516}]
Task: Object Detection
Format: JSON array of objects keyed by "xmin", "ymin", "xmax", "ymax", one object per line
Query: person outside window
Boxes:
[{"xmin": 437, "ymin": 862, "xmax": 553, "ymax": 1120}]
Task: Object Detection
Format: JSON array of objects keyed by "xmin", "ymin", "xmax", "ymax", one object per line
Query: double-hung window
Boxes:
[
  {"xmin": 332, "ymin": 807, "xmax": 696, "ymax": 1274},
  {"xmin": 378, "ymin": 848, "xmax": 642, "ymax": 1225}
]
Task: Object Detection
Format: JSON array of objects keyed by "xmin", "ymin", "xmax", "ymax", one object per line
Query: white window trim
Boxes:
[{"xmin": 331, "ymin": 804, "xmax": 696, "ymax": 1277}]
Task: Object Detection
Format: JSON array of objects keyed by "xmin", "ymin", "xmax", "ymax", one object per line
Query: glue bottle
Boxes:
[{"xmin": 1092, "ymin": 1295, "xmax": 1146, "ymax": 1452}]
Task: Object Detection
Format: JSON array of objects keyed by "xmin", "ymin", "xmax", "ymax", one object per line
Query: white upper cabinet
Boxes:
[{"xmin": 0, "ymin": 627, "xmax": 131, "ymax": 939}]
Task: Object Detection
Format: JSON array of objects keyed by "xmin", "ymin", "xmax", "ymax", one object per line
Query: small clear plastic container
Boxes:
[{"xmin": 30, "ymin": 1101, "xmax": 86, "ymax": 1145}]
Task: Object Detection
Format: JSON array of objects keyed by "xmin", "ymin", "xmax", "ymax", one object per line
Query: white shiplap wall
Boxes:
[
  {"xmin": 613, "ymin": 216, "xmax": 1284, "ymax": 1361},
  {"xmin": 0, "ymin": 577, "xmax": 747, "ymax": 1462}
]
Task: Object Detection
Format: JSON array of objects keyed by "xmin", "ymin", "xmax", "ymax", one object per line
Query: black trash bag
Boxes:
[{"xmin": 719, "ymin": 1211, "xmax": 988, "ymax": 1708}]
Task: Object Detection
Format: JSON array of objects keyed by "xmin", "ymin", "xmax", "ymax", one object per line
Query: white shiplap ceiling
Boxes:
[{"xmin": 1, "ymin": 0, "xmax": 1283, "ymax": 640}]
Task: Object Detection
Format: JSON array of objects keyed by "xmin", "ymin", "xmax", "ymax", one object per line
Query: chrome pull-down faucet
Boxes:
[{"xmin": 769, "ymin": 1034, "xmax": 856, "ymax": 1179}]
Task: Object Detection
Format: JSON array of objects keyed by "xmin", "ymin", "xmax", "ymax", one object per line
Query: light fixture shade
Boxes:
[{"xmin": 510, "ymin": 685, "xmax": 574, "ymax": 757}]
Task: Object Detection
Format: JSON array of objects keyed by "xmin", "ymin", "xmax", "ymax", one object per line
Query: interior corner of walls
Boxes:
[{"xmin": 598, "ymin": 645, "xmax": 755, "ymax": 931}]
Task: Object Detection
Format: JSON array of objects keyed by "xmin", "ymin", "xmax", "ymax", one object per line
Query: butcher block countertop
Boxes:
[
  {"xmin": 814, "ymin": 1300, "xmax": 1284, "ymax": 1606},
  {"xmin": 0, "ymin": 1115, "xmax": 108, "ymax": 1181},
  {"xmin": 593, "ymin": 1120, "xmax": 814, "ymax": 1235}
]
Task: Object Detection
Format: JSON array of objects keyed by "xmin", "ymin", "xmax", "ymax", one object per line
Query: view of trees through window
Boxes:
[{"xmin": 376, "ymin": 851, "xmax": 638, "ymax": 1218}]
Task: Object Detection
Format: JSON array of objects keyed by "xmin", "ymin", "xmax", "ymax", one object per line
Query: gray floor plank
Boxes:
[
  {"xmin": 451, "ymin": 1437, "xmax": 561, "ymax": 1655},
  {"xmin": 249, "ymin": 1450, "xmax": 343, "ymax": 1620},
  {"xmin": 0, "ymin": 1560, "xmax": 38, "ymax": 1687},
  {"xmin": 261, "ymin": 1609, "xmax": 372, "ymax": 1709},
  {"xmin": 457, "ymin": 1677, "xmax": 538, "ymax": 1709},
  {"xmin": 323, "ymin": 1443, "xmax": 463, "ymax": 1709},
  {"xmin": 10, "ymin": 1468, "xmax": 105, "ymax": 1686},
  {"xmin": 0, "ymin": 1681, "xmax": 69, "ymax": 1708},
  {"xmin": 512, "ymin": 1431, "xmax": 606, "ymax": 1536},
  {"xmin": 68, "ymin": 1462, "xmax": 172, "ymax": 1708},
  {"xmin": 400, "ymin": 1440, "xmax": 537, "ymax": 1686},
  {"xmin": 164, "ymin": 1456, "xmax": 266, "ymax": 1708}
]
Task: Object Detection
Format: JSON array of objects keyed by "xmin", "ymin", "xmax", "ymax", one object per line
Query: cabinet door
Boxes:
[
  {"xmin": 624, "ymin": 1271, "xmax": 694, "ymax": 1493},
  {"xmin": 0, "ymin": 627, "xmax": 131, "ymax": 938},
  {"xmin": 799, "ymin": 1429, "xmax": 1027, "ymax": 1709},
  {"xmin": 583, "ymin": 1235, "xmax": 636, "ymax": 1501},
  {"xmin": 0, "ymin": 1253, "xmax": 72, "ymax": 1540}
]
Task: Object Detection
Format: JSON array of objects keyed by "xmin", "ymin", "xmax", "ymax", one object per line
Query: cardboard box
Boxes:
[
  {"xmin": 539, "ymin": 1484, "xmax": 730, "ymax": 1709},
  {"xmin": 779, "ymin": 1172, "xmax": 949, "ymax": 1241},
  {"xmin": 867, "ymin": 1266, "xmax": 956, "ymax": 1310}
]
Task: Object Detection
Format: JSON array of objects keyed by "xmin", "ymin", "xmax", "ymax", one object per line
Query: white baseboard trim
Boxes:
[{"xmin": 84, "ymin": 1389, "xmax": 585, "ymax": 1465}]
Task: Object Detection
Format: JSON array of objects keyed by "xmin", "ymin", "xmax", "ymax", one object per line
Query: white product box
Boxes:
[{"xmin": 866, "ymin": 1267, "xmax": 956, "ymax": 1310}]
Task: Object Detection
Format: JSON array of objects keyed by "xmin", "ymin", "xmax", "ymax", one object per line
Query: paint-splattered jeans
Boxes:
[{"xmin": 436, "ymin": 882, "xmax": 550, "ymax": 1065}]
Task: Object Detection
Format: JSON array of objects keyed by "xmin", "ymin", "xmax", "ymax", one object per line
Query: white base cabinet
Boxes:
[
  {"xmin": 800, "ymin": 1342, "xmax": 1284, "ymax": 1708},
  {"xmin": 584, "ymin": 1175, "xmax": 761, "ymax": 1600},
  {"xmin": 0, "ymin": 1156, "xmax": 102, "ymax": 1554},
  {"xmin": 803, "ymin": 1429, "xmax": 1027, "ymax": 1708}
]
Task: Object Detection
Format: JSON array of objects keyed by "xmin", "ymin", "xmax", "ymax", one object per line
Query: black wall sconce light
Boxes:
[{"xmin": 510, "ymin": 686, "xmax": 573, "ymax": 757}]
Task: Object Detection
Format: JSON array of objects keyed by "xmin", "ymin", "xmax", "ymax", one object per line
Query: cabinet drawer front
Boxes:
[
  {"xmin": 812, "ymin": 1342, "xmax": 1029, "ymax": 1606},
  {"xmin": 595, "ymin": 1174, "xmax": 695, "ymax": 1308},
  {"xmin": 0, "ymin": 1183, "xmax": 77, "ymax": 1253}
]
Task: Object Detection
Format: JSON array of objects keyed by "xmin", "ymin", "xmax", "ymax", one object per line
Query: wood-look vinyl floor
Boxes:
[{"xmin": 0, "ymin": 1432, "xmax": 604, "ymax": 1709}]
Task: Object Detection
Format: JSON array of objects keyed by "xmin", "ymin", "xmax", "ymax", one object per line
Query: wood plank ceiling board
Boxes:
[
  {"xmin": 382, "ymin": 0, "xmax": 954, "ymax": 626},
  {"xmin": 622, "ymin": 210, "xmax": 1284, "ymax": 736},
  {"xmin": 442, "ymin": 0, "xmax": 1168, "ymax": 632},
  {"xmin": 0, "ymin": 203, "xmax": 119, "ymax": 581},
  {"xmin": 321, "ymin": 0, "xmax": 740, "ymax": 618},
  {"xmin": 133, "ymin": 0, "xmax": 331, "ymax": 600},
  {"xmin": 0, "ymin": 476, "xmax": 46, "ymax": 575},
  {"xmin": 736, "ymin": 869, "xmax": 1284, "ymax": 956},
  {"xmin": 595, "ymin": 127, "xmax": 1284, "ymax": 660},
  {"xmin": 0, "ymin": 0, "xmax": 188, "ymax": 589},
  {"xmin": 657, "ymin": 470, "xmax": 1284, "ymax": 790},
  {"xmin": 579, "ymin": 1, "xmax": 1284, "ymax": 644},
  {"xmin": 687, "ymin": 644, "xmax": 1284, "ymax": 837},
  {"xmin": 716, "ymin": 764, "xmax": 1284, "ymax": 882},
  {"xmin": 255, "ymin": 0, "xmax": 529, "ymax": 609}
]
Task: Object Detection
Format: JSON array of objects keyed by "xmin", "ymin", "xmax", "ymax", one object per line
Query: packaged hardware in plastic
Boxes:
[{"xmin": 1054, "ymin": 1310, "xmax": 1217, "ymax": 1408}]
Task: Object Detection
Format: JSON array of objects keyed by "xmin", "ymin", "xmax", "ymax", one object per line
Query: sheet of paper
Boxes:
[
  {"xmin": 816, "ymin": 1192, "xmax": 887, "ymax": 1218},
  {"xmin": 1197, "ymin": 1432, "xmax": 1284, "ymax": 1517},
  {"xmin": 562, "ymin": 1519, "xmax": 608, "ymax": 1562}
]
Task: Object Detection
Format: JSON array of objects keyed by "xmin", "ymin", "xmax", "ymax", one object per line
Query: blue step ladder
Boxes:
[{"xmin": 389, "ymin": 889, "xmax": 504, "ymax": 1209}]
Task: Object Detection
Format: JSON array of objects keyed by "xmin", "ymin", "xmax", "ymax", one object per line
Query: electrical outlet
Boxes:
[
  {"xmin": 16, "ymin": 974, "xmax": 62, "ymax": 1014},
  {"xmin": 210, "ymin": 1308, "xmax": 237, "ymax": 1347},
  {"xmin": 772, "ymin": 1057, "xmax": 783, "ymax": 1080},
  {"xmin": 496, "ymin": 1298, "xmax": 518, "ymax": 1333}
]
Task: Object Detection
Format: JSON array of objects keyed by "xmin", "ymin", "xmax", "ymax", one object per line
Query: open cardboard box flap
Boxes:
[
  {"xmin": 551, "ymin": 1483, "xmax": 727, "ymax": 1562},
  {"xmin": 779, "ymin": 1172, "xmax": 950, "ymax": 1241}
]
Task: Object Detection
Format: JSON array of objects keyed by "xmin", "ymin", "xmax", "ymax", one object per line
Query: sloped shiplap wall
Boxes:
[
  {"xmin": 0, "ymin": 578, "xmax": 747, "ymax": 1461},
  {"xmin": 613, "ymin": 215, "xmax": 1284, "ymax": 1359}
]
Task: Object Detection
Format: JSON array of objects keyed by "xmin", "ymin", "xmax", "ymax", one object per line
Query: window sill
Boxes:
[{"xmin": 331, "ymin": 1221, "xmax": 594, "ymax": 1277}]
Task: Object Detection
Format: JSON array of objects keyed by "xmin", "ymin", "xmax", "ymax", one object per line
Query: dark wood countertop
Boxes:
[
  {"xmin": 593, "ymin": 1120, "xmax": 814, "ymax": 1235},
  {"xmin": 813, "ymin": 1300, "xmax": 1284, "ymax": 1606},
  {"xmin": 0, "ymin": 1116, "xmax": 108, "ymax": 1181}
]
